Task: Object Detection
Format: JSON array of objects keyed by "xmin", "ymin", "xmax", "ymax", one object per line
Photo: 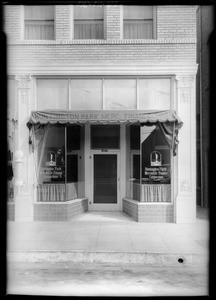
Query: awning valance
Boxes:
[
  {"xmin": 27, "ymin": 109, "xmax": 183, "ymax": 156},
  {"xmin": 27, "ymin": 109, "xmax": 183, "ymax": 129}
]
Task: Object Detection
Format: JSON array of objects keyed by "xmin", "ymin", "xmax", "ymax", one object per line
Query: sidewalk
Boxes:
[{"xmin": 7, "ymin": 207, "xmax": 209, "ymax": 266}]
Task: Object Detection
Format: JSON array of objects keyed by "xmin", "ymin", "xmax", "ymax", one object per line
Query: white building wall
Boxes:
[{"xmin": 4, "ymin": 5, "xmax": 198, "ymax": 222}]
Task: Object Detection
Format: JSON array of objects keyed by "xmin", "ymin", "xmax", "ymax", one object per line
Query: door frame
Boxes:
[{"xmin": 89, "ymin": 150, "xmax": 121, "ymax": 211}]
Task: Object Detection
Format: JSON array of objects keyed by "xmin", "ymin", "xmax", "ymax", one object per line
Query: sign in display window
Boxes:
[{"xmin": 127, "ymin": 124, "xmax": 172, "ymax": 202}]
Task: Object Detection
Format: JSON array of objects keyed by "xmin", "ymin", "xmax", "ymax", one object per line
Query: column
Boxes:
[
  {"xmin": 175, "ymin": 74, "xmax": 196, "ymax": 223},
  {"xmin": 14, "ymin": 74, "xmax": 32, "ymax": 221}
]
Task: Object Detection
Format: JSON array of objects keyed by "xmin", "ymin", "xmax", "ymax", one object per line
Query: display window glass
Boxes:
[
  {"xmin": 126, "ymin": 124, "xmax": 172, "ymax": 202},
  {"xmin": 36, "ymin": 124, "xmax": 84, "ymax": 202}
]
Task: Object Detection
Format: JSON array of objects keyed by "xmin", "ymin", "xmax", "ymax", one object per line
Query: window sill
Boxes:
[{"xmin": 8, "ymin": 37, "xmax": 196, "ymax": 45}]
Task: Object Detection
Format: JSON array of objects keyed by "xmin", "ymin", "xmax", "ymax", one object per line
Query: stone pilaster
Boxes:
[
  {"xmin": 14, "ymin": 74, "xmax": 32, "ymax": 221},
  {"xmin": 175, "ymin": 74, "xmax": 196, "ymax": 222}
]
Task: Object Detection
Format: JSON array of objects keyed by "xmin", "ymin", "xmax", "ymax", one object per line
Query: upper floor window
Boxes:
[
  {"xmin": 74, "ymin": 5, "xmax": 104, "ymax": 39},
  {"xmin": 24, "ymin": 6, "xmax": 54, "ymax": 40},
  {"xmin": 123, "ymin": 6, "xmax": 154, "ymax": 39}
]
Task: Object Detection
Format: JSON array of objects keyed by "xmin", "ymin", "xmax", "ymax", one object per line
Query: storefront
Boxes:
[{"xmin": 27, "ymin": 109, "xmax": 182, "ymax": 222}]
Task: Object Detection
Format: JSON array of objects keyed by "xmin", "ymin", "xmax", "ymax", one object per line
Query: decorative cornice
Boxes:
[
  {"xmin": 9, "ymin": 64, "xmax": 198, "ymax": 76},
  {"xmin": 15, "ymin": 74, "xmax": 31, "ymax": 89}
]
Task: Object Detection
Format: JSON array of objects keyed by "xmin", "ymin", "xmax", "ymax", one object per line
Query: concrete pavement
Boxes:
[{"xmin": 7, "ymin": 206, "xmax": 209, "ymax": 266}]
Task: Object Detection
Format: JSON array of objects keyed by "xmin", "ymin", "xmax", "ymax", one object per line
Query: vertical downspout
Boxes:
[{"xmin": 199, "ymin": 6, "xmax": 204, "ymax": 207}]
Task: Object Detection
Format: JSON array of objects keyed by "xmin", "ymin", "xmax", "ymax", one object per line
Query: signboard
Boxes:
[
  {"xmin": 40, "ymin": 166, "xmax": 65, "ymax": 181},
  {"xmin": 143, "ymin": 166, "xmax": 170, "ymax": 183},
  {"xmin": 41, "ymin": 147, "xmax": 65, "ymax": 182},
  {"xmin": 28, "ymin": 110, "xmax": 182, "ymax": 125}
]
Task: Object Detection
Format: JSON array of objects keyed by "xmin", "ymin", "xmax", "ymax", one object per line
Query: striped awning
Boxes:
[{"xmin": 27, "ymin": 109, "xmax": 183, "ymax": 129}]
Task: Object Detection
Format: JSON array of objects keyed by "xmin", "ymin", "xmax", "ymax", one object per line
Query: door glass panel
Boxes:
[{"xmin": 94, "ymin": 155, "xmax": 117, "ymax": 204}]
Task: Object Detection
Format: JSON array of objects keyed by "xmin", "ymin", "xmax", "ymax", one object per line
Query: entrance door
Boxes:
[{"xmin": 90, "ymin": 153, "xmax": 120, "ymax": 211}]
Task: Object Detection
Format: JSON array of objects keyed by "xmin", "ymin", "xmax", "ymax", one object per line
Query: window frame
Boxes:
[
  {"xmin": 72, "ymin": 5, "xmax": 106, "ymax": 40},
  {"xmin": 22, "ymin": 5, "xmax": 55, "ymax": 41},
  {"xmin": 35, "ymin": 75, "xmax": 173, "ymax": 111},
  {"xmin": 121, "ymin": 5, "xmax": 157, "ymax": 40},
  {"xmin": 90, "ymin": 125, "xmax": 121, "ymax": 150}
]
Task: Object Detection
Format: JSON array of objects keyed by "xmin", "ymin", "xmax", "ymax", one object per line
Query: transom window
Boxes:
[
  {"xmin": 123, "ymin": 5, "xmax": 154, "ymax": 39},
  {"xmin": 36, "ymin": 77, "xmax": 171, "ymax": 111},
  {"xmin": 74, "ymin": 5, "xmax": 104, "ymax": 39},
  {"xmin": 24, "ymin": 5, "xmax": 54, "ymax": 40},
  {"xmin": 91, "ymin": 125, "xmax": 120, "ymax": 149}
]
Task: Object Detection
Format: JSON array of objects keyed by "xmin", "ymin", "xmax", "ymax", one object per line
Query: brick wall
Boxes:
[
  {"xmin": 122, "ymin": 198, "xmax": 138, "ymax": 221},
  {"xmin": 55, "ymin": 6, "xmax": 71, "ymax": 40},
  {"xmin": 3, "ymin": 5, "xmax": 21, "ymax": 41},
  {"xmin": 4, "ymin": 5, "xmax": 197, "ymax": 67},
  {"xmin": 123, "ymin": 198, "xmax": 174, "ymax": 223},
  {"xmin": 34, "ymin": 198, "xmax": 88, "ymax": 221},
  {"xmin": 7, "ymin": 43, "xmax": 196, "ymax": 67},
  {"xmin": 157, "ymin": 6, "xmax": 196, "ymax": 39},
  {"xmin": 106, "ymin": 5, "xmax": 121, "ymax": 39}
]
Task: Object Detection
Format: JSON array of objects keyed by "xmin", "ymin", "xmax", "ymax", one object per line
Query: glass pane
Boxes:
[
  {"xmin": 74, "ymin": 20, "xmax": 103, "ymax": 39},
  {"xmin": 74, "ymin": 5, "xmax": 103, "ymax": 19},
  {"xmin": 25, "ymin": 22, "xmax": 54, "ymax": 40},
  {"xmin": 141, "ymin": 125, "xmax": 171, "ymax": 202},
  {"xmin": 67, "ymin": 155, "xmax": 78, "ymax": 182},
  {"xmin": 130, "ymin": 125, "xmax": 140, "ymax": 150},
  {"xmin": 70, "ymin": 79, "xmax": 103, "ymax": 109},
  {"xmin": 37, "ymin": 125, "xmax": 66, "ymax": 202},
  {"xmin": 67, "ymin": 125, "xmax": 81, "ymax": 151},
  {"xmin": 139, "ymin": 79, "xmax": 171, "ymax": 110},
  {"xmin": 123, "ymin": 6, "xmax": 153, "ymax": 19},
  {"xmin": 37, "ymin": 79, "xmax": 68, "ymax": 109},
  {"xmin": 66, "ymin": 125, "xmax": 85, "ymax": 200},
  {"xmin": 126, "ymin": 125, "xmax": 141, "ymax": 201},
  {"xmin": 123, "ymin": 20, "xmax": 153, "ymax": 39},
  {"xmin": 104, "ymin": 79, "xmax": 136, "ymax": 110},
  {"xmin": 91, "ymin": 125, "xmax": 120, "ymax": 149},
  {"xmin": 25, "ymin": 6, "xmax": 54, "ymax": 20},
  {"xmin": 94, "ymin": 154, "xmax": 117, "ymax": 203}
]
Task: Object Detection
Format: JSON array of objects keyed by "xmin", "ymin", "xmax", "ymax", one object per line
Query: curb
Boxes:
[{"xmin": 7, "ymin": 251, "xmax": 208, "ymax": 266}]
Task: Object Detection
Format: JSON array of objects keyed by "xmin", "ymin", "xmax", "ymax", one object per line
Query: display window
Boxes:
[
  {"xmin": 127, "ymin": 124, "xmax": 172, "ymax": 202},
  {"xmin": 35, "ymin": 124, "xmax": 84, "ymax": 202}
]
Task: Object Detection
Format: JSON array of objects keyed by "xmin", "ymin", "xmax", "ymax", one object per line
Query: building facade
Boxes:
[{"xmin": 5, "ymin": 5, "xmax": 198, "ymax": 223}]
